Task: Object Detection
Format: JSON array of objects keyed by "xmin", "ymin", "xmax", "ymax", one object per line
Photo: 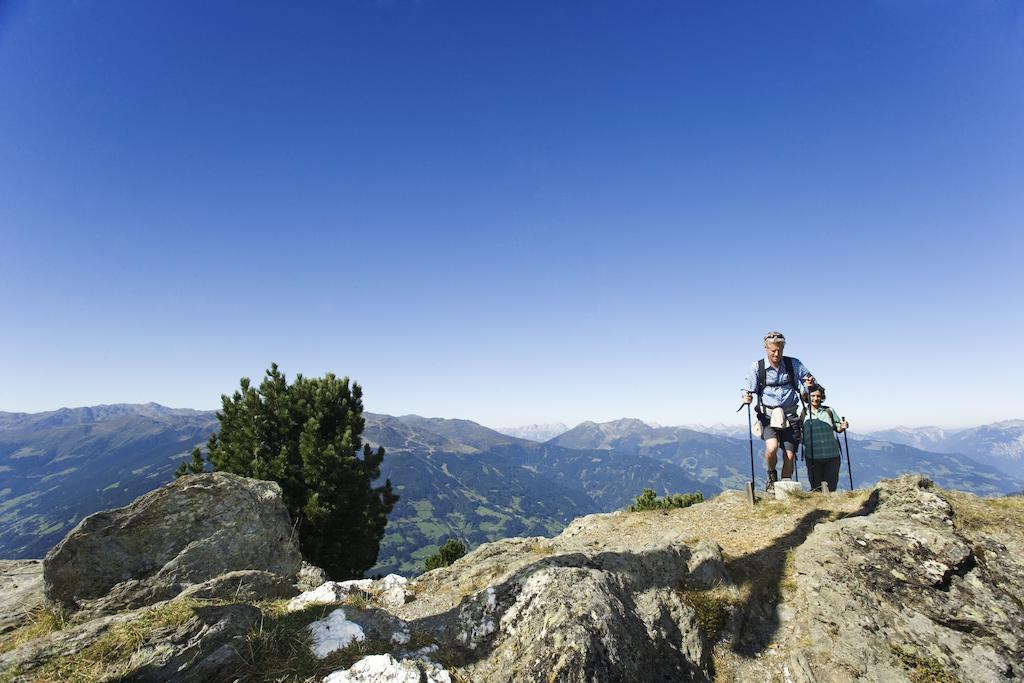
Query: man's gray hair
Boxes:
[{"xmin": 763, "ymin": 331, "xmax": 786, "ymax": 346}]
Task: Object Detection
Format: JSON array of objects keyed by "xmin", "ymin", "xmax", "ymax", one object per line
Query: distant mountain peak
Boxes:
[{"xmin": 494, "ymin": 422, "xmax": 570, "ymax": 443}]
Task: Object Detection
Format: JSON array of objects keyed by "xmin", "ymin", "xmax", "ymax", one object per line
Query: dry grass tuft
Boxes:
[
  {"xmin": 0, "ymin": 607, "xmax": 66, "ymax": 656},
  {"xmin": 36, "ymin": 599, "xmax": 197, "ymax": 682},
  {"xmin": 944, "ymin": 490, "xmax": 1024, "ymax": 534}
]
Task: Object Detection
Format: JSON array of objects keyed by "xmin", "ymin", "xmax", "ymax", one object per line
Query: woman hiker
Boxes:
[{"xmin": 802, "ymin": 383, "xmax": 849, "ymax": 492}]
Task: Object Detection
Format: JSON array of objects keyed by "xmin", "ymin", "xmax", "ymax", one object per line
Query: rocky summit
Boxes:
[{"xmin": 0, "ymin": 473, "xmax": 1021, "ymax": 682}]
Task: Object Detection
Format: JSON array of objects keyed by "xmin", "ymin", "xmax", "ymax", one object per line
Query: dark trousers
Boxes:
[{"xmin": 806, "ymin": 457, "xmax": 841, "ymax": 492}]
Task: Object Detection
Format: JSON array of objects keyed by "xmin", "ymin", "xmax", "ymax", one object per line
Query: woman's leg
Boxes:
[{"xmin": 824, "ymin": 458, "xmax": 841, "ymax": 493}]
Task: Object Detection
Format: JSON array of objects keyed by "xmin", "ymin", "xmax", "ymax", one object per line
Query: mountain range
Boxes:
[
  {"xmin": 862, "ymin": 420, "xmax": 1024, "ymax": 478},
  {"xmin": 2, "ymin": 404, "xmax": 1022, "ymax": 576}
]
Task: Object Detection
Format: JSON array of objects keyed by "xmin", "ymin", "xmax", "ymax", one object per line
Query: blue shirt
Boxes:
[{"xmin": 742, "ymin": 356, "xmax": 813, "ymax": 409}]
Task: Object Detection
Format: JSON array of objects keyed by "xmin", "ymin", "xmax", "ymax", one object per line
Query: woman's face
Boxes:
[{"xmin": 810, "ymin": 390, "xmax": 824, "ymax": 408}]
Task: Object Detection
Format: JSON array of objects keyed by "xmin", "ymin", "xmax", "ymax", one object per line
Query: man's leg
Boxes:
[
  {"xmin": 781, "ymin": 448, "xmax": 796, "ymax": 479},
  {"xmin": 764, "ymin": 437, "xmax": 780, "ymax": 474}
]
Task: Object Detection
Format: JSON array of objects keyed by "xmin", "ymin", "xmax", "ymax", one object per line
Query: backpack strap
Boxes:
[
  {"xmin": 758, "ymin": 357, "xmax": 801, "ymax": 404},
  {"xmin": 756, "ymin": 359, "xmax": 766, "ymax": 414},
  {"xmin": 783, "ymin": 356, "xmax": 799, "ymax": 393}
]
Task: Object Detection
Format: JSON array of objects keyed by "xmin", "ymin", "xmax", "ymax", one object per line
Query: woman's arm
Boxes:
[{"xmin": 832, "ymin": 409, "xmax": 849, "ymax": 433}]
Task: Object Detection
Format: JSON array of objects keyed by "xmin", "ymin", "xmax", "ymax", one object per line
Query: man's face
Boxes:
[
  {"xmin": 810, "ymin": 390, "xmax": 823, "ymax": 408},
  {"xmin": 765, "ymin": 343, "xmax": 784, "ymax": 365}
]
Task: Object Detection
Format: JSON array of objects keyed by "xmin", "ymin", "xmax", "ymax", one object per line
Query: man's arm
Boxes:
[{"xmin": 795, "ymin": 358, "xmax": 814, "ymax": 387}]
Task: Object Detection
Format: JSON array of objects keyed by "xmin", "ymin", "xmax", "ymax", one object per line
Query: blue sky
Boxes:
[{"xmin": 1, "ymin": 0, "xmax": 1021, "ymax": 430}]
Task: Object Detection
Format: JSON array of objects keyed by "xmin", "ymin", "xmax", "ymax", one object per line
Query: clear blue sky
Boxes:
[{"xmin": 1, "ymin": 1, "xmax": 1021, "ymax": 430}]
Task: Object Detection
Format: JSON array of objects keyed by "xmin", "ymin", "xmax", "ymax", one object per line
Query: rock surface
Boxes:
[
  {"xmin": 0, "ymin": 599, "xmax": 260, "ymax": 682},
  {"xmin": 773, "ymin": 480, "xmax": 803, "ymax": 500},
  {"xmin": 43, "ymin": 472, "xmax": 302, "ymax": 618},
  {"xmin": 324, "ymin": 652, "xmax": 452, "ymax": 682},
  {"xmin": 296, "ymin": 560, "xmax": 329, "ymax": 591},
  {"xmin": 0, "ymin": 560, "xmax": 44, "ymax": 635},
  {"xmin": 288, "ymin": 573, "xmax": 412, "ymax": 612},
  {"xmin": 4, "ymin": 474, "xmax": 1022, "ymax": 683},
  {"xmin": 788, "ymin": 476, "xmax": 1024, "ymax": 682},
  {"xmin": 121, "ymin": 602, "xmax": 261, "ymax": 682}
]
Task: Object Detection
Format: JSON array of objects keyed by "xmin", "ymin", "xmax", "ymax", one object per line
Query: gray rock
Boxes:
[
  {"xmin": 120, "ymin": 603, "xmax": 261, "ymax": 682},
  {"xmin": 790, "ymin": 475, "xmax": 1024, "ymax": 682},
  {"xmin": 685, "ymin": 540, "xmax": 737, "ymax": 594},
  {"xmin": 403, "ymin": 543, "xmax": 715, "ymax": 682},
  {"xmin": 773, "ymin": 480, "xmax": 802, "ymax": 500},
  {"xmin": 0, "ymin": 607, "xmax": 143, "ymax": 679},
  {"xmin": 0, "ymin": 560, "xmax": 44, "ymax": 635},
  {"xmin": 177, "ymin": 569, "xmax": 298, "ymax": 602},
  {"xmin": 43, "ymin": 472, "xmax": 302, "ymax": 618},
  {"xmin": 0, "ymin": 599, "xmax": 260, "ymax": 683},
  {"xmin": 297, "ymin": 560, "xmax": 329, "ymax": 591}
]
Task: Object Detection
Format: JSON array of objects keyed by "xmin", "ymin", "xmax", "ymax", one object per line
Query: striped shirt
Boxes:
[{"xmin": 803, "ymin": 406, "xmax": 842, "ymax": 460}]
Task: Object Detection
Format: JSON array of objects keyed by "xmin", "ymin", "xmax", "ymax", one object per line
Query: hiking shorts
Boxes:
[{"xmin": 760, "ymin": 406, "xmax": 801, "ymax": 453}]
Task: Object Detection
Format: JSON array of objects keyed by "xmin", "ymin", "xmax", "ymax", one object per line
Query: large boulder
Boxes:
[
  {"xmin": 789, "ymin": 475, "xmax": 1024, "ymax": 682},
  {"xmin": 43, "ymin": 472, "xmax": 302, "ymax": 618}
]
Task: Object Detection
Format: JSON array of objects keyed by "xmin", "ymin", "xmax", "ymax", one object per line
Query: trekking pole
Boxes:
[
  {"xmin": 749, "ymin": 403, "xmax": 757, "ymax": 489},
  {"xmin": 738, "ymin": 401, "xmax": 756, "ymax": 489},
  {"xmin": 800, "ymin": 394, "xmax": 812, "ymax": 486},
  {"xmin": 842, "ymin": 416, "xmax": 854, "ymax": 490}
]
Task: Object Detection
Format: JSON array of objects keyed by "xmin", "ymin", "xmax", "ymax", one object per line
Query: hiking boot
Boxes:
[{"xmin": 765, "ymin": 470, "xmax": 779, "ymax": 492}]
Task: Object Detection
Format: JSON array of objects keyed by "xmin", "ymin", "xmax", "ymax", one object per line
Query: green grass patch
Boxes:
[
  {"xmin": 411, "ymin": 500, "xmax": 435, "ymax": 517},
  {"xmin": 40, "ymin": 468, "xmax": 78, "ymax": 483},
  {"xmin": 678, "ymin": 590, "xmax": 732, "ymax": 643},
  {"xmin": 474, "ymin": 506, "xmax": 510, "ymax": 520},
  {"xmin": 891, "ymin": 644, "xmax": 959, "ymax": 683},
  {"xmin": 37, "ymin": 519, "xmax": 67, "ymax": 535},
  {"xmin": 241, "ymin": 602, "xmax": 362, "ymax": 682}
]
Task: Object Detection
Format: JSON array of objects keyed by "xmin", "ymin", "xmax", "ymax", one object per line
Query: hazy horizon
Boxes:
[{"xmin": 2, "ymin": 399, "xmax": 1019, "ymax": 434}]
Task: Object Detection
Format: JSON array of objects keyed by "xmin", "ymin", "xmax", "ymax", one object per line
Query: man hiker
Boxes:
[
  {"xmin": 802, "ymin": 383, "xmax": 849, "ymax": 493},
  {"xmin": 741, "ymin": 331, "xmax": 815, "ymax": 490}
]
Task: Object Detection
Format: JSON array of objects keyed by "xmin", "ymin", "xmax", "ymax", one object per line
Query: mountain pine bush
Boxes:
[
  {"xmin": 188, "ymin": 363, "xmax": 398, "ymax": 579},
  {"xmin": 627, "ymin": 488, "xmax": 704, "ymax": 512}
]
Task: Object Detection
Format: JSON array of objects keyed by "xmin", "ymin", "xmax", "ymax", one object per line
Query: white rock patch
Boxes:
[
  {"xmin": 322, "ymin": 653, "xmax": 452, "ymax": 683},
  {"xmin": 289, "ymin": 574, "xmax": 411, "ymax": 612},
  {"xmin": 457, "ymin": 585, "xmax": 499, "ymax": 649},
  {"xmin": 289, "ymin": 581, "xmax": 347, "ymax": 611},
  {"xmin": 378, "ymin": 573, "xmax": 411, "ymax": 607},
  {"xmin": 308, "ymin": 608, "xmax": 365, "ymax": 658}
]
